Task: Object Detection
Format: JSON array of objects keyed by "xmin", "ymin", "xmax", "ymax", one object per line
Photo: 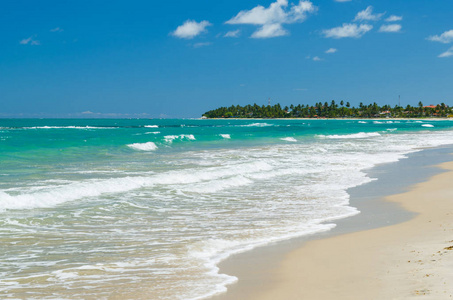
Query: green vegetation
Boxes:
[{"xmin": 202, "ymin": 101, "xmax": 452, "ymax": 119}]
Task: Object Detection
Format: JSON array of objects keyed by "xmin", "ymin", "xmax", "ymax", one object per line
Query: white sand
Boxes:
[{"xmin": 214, "ymin": 162, "xmax": 453, "ymax": 299}]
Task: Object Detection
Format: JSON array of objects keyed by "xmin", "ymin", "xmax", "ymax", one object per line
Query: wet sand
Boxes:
[{"xmin": 211, "ymin": 147, "xmax": 453, "ymax": 299}]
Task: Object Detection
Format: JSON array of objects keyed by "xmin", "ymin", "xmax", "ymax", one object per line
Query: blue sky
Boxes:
[{"xmin": 1, "ymin": 0, "xmax": 452, "ymax": 118}]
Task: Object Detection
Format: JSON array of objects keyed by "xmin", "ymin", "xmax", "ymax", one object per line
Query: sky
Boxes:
[{"xmin": 0, "ymin": 0, "xmax": 452, "ymax": 118}]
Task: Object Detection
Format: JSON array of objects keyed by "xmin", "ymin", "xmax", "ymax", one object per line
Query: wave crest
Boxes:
[
  {"xmin": 280, "ymin": 137, "xmax": 297, "ymax": 142},
  {"xmin": 127, "ymin": 142, "xmax": 158, "ymax": 151},
  {"xmin": 164, "ymin": 135, "xmax": 196, "ymax": 143}
]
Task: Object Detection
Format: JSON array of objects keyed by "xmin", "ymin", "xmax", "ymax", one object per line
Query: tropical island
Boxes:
[{"xmin": 202, "ymin": 101, "xmax": 452, "ymax": 119}]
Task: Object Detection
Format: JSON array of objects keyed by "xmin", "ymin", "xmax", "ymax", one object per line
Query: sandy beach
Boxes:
[{"xmin": 213, "ymin": 156, "xmax": 453, "ymax": 299}]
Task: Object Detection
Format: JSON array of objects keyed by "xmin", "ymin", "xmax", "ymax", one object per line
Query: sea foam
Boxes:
[
  {"xmin": 127, "ymin": 142, "xmax": 158, "ymax": 151},
  {"xmin": 318, "ymin": 132, "xmax": 381, "ymax": 139},
  {"xmin": 237, "ymin": 123, "xmax": 273, "ymax": 127},
  {"xmin": 280, "ymin": 137, "xmax": 297, "ymax": 142},
  {"xmin": 4, "ymin": 120, "xmax": 453, "ymax": 300},
  {"xmin": 0, "ymin": 161, "xmax": 273, "ymax": 211},
  {"xmin": 164, "ymin": 134, "xmax": 196, "ymax": 143}
]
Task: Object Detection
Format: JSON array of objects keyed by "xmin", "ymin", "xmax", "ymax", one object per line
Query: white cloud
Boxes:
[
  {"xmin": 20, "ymin": 36, "xmax": 40, "ymax": 45},
  {"xmin": 50, "ymin": 27, "xmax": 64, "ymax": 32},
  {"xmin": 226, "ymin": 0, "xmax": 317, "ymax": 38},
  {"xmin": 334, "ymin": 0, "xmax": 351, "ymax": 2},
  {"xmin": 325, "ymin": 48, "xmax": 337, "ymax": 53},
  {"xmin": 323, "ymin": 23, "xmax": 372, "ymax": 39},
  {"xmin": 172, "ymin": 20, "xmax": 212, "ymax": 39},
  {"xmin": 193, "ymin": 42, "xmax": 212, "ymax": 48},
  {"xmin": 312, "ymin": 56, "xmax": 322, "ymax": 61},
  {"xmin": 439, "ymin": 46, "xmax": 453, "ymax": 58},
  {"xmin": 379, "ymin": 24, "xmax": 402, "ymax": 33},
  {"xmin": 226, "ymin": 0, "xmax": 316, "ymax": 25},
  {"xmin": 354, "ymin": 6, "xmax": 385, "ymax": 22},
  {"xmin": 385, "ymin": 15, "xmax": 402, "ymax": 22},
  {"xmin": 20, "ymin": 37, "xmax": 32, "ymax": 44},
  {"xmin": 251, "ymin": 23, "xmax": 288, "ymax": 38},
  {"xmin": 427, "ymin": 30, "xmax": 453, "ymax": 44},
  {"xmin": 224, "ymin": 30, "xmax": 241, "ymax": 38}
]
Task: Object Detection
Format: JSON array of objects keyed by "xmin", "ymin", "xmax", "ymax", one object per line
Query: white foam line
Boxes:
[
  {"xmin": 280, "ymin": 137, "xmax": 297, "ymax": 142},
  {"xmin": 0, "ymin": 161, "xmax": 272, "ymax": 210},
  {"xmin": 164, "ymin": 134, "xmax": 196, "ymax": 143},
  {"xmin": 236, "ymin": 123, "xmax": 274, "ymax": 127},
  {"xmin": 317, "ymin": 132, "xmax": 381, "ymax": 139},
  {"xmin": 127, "ymin": 142, "xmax": 158, "ymax": 151}
]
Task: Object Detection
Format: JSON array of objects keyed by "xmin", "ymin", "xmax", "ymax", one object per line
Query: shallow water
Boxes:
[{"xmin": 1, "ymin": 118, "xmax": 453, "ymax": 299}]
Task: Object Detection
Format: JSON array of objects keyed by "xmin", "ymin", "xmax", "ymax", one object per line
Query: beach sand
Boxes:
[{"xmin": 212, "ymin": 158, "xmax": 453, "ymax": 299}]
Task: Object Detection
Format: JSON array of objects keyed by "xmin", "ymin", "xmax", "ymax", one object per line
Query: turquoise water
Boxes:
[{"xmin": 1, "ymin": 118, "xmax": 453, "ymax": 299}]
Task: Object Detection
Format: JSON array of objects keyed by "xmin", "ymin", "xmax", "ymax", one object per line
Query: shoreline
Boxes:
[
  {"xmin": 210, "ymin": 146, "xmax": 453, "ymax": 299},
  {"xmin": 201, "ymin": 118, "xmax": 453, "ymax": 121}
]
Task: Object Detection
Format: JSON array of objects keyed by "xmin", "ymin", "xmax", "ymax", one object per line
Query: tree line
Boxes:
[{"xmin": 202, "ymin": 101, "xmax": 452, "ymax": 119}]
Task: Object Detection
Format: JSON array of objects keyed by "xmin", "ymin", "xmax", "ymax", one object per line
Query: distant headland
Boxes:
[{"xmin": 202, "ymin": 101, "xmax": 452, "ymax": 119}]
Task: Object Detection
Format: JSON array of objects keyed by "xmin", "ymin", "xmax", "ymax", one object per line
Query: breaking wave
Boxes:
[
  {"xmin": 317, "ymin": 132, "xmax": 381, "ymax": 139},
  {"xmin": 127, "ymin": 142, "xmax": 158, "ymax": 151}
]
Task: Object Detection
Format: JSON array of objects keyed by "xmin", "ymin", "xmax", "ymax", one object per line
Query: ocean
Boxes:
[{"xmin": 1, "ymin": 118, "xmax": 453, "ymax": 299}]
